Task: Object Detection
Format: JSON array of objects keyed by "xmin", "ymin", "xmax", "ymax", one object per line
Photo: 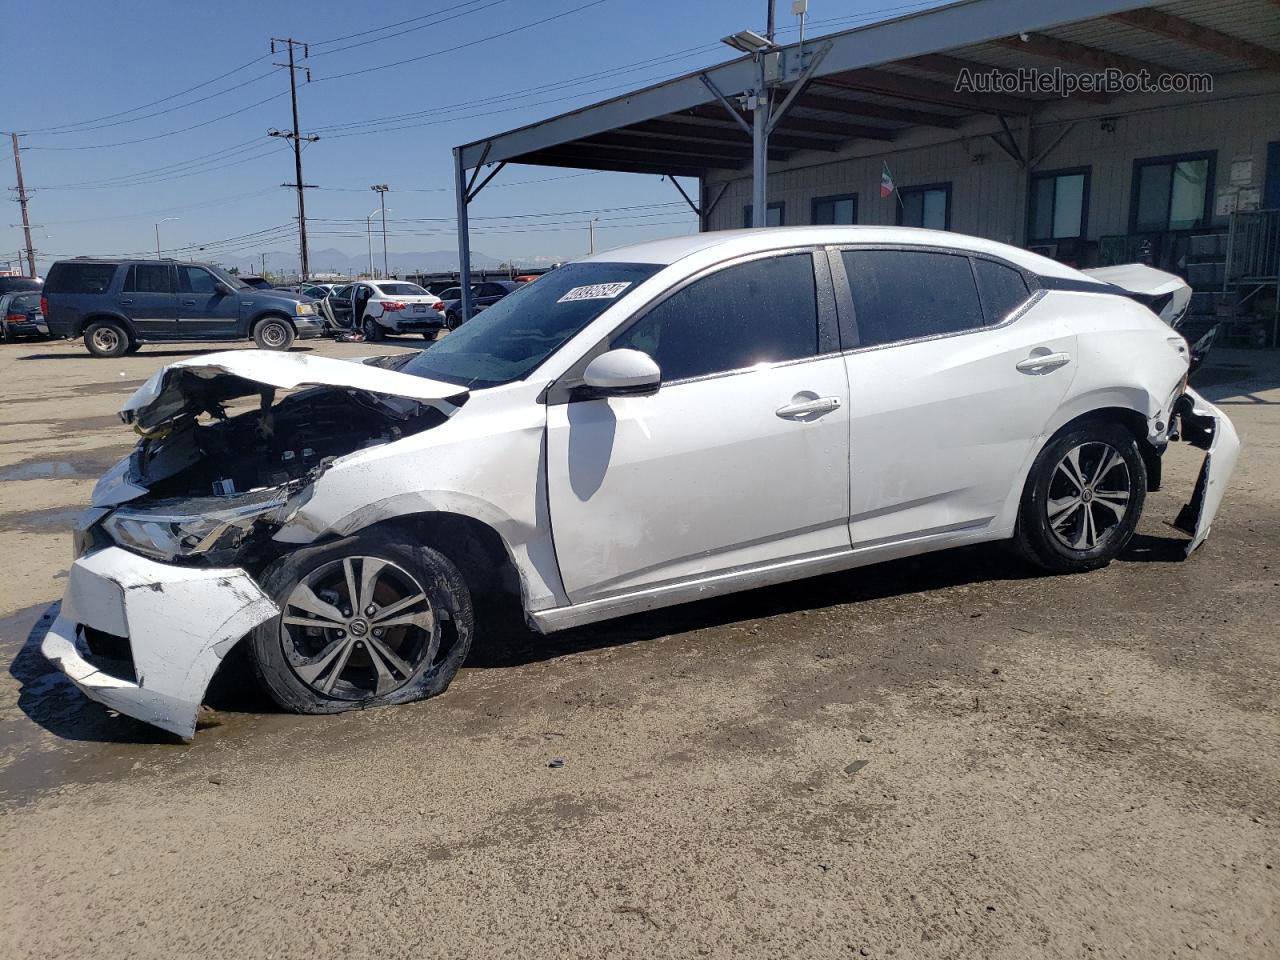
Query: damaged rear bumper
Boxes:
[
  {"xmin": 1175, "ymin": 386, "xmax": 1240, "ymax": 556},
  {"xmin": 41, "ymin": 546, "xmax": 278, "ymax": 738}
]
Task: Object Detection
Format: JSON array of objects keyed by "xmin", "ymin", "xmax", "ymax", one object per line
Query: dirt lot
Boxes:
[{"xmin": 0, "ymin": 335, "xmax": 1276, "ymax": 959}]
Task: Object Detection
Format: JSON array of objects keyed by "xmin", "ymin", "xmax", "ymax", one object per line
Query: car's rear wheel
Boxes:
[
  {"xmin": 249, "ymin": 531, "xmax": 474, "ymax": 715},
  {"xmin": 362, "ymin": 315, "xmax": 383, "ymax": 341},
  {"xmin": 1015, "ymin": 421, "xmax": 1146, "ymax": 573},
  {"xmin": 444, "ymin": 311, "xmax": 460, "ymax": 331},
  {"xmin": 83, "ymin": 320, "xmax": 130, "ymax": 358},
  {"xmin": 253, "ymin": 316, "xmax": 295, "ymax": 350}
]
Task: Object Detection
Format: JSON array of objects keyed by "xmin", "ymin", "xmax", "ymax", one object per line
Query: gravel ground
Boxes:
[{"xmin": 0, "ymin": 336, "xmax": 1276, "ymax": 959}]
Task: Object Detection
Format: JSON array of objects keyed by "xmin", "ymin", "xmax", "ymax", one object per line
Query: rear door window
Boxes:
[
  {"xmin": 124, "ymin": 264, "xmax": 174, "ymax": 294},
  {"xmin": 841, "ymin": 249, "xmax": 984, "ymax": 347},
  {"xmin": 46, "ymin": 262, "xmax": 117, "ymax": 294},
  {"xmin": 972, "ymin": 258, "xmax": 1031, "ymax": 323},
  {"xmin": 611, "ymin": 253, "xmax": 819, "ymax": 383}
]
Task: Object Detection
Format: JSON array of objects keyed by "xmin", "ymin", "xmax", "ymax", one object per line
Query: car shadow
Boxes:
[
  {"xmin": 8, "ymin": 533, "xmax": 1195, "ymax": 745},
  {"xmin": 465, "ymin": 542, "xmax": 1044, "ymax": 670},
  {"xmin": 6, "ymin": 603, "xmax": 178, "ymax": 746}
]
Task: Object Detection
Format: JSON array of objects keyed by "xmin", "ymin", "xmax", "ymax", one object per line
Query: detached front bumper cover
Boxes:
[
  {"xmin": 1175, "ymin": 386, "xmax": 1240, "ymax": 556},
  {"xmin": 42, "ymin": 546, "xmax": 278, "ymax": 738}
]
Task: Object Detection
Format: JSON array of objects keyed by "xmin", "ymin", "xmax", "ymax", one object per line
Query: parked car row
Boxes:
[{"xmin": 39, "ymin": 259, "xmax": 325, "ymax": 356}]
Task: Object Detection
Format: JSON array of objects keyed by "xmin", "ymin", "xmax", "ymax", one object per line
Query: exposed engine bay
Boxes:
[{"xmin": 133, "ymin": 385, "xmax": 445, "ymax": 500}]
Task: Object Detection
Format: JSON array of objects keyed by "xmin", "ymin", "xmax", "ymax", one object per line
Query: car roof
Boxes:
[{"xmin": 575, "ymin": 226, "xmax": 1086, "ymax": 280}]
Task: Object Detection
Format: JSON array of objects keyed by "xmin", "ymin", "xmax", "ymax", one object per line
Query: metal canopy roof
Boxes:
[{"xmin": 455, "ymin": 0, "xmax": 1280, "ymax": 178}]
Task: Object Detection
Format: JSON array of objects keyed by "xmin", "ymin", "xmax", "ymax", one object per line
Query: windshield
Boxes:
[
  {"xmin": 378, "ymin": 282, "xmax": 428, "ymax": 296},
  {"xmin": 401, "ymin": 261, "xmax": 663, "ymax": 388},
  {"xmin": 208, "ymin": 266, "xmax": 248, "ymax": 290}
]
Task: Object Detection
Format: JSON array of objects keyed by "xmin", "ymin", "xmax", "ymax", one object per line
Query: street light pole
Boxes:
[
  {"xmin": 371, "ymin": 184, "xmax": 389, "ymax": 278},
  {"xmin": 155, "ymin": 217, "xmax": 179, "ymax": 259},
  {"xmin": 588, "ymin": 217, "xmax": 598, "ymax": 255}
]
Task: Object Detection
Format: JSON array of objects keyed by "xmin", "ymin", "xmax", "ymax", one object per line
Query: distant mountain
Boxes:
[{"xmin": 220, "ymin": 246, "xmax": 508, "ymax": 277}]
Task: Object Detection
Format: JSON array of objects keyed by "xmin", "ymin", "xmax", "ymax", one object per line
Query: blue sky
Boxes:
[{"xmin": 7, "ymin": 0, "xmax": 944, "ymax": 273}]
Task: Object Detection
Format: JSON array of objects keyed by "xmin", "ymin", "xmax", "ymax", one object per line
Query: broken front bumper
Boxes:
[
  {"xmin": 1175, "ymin": 386, "xmax": 1240, "ymax": 556},
  {"xmin": 41, "ymin": 547, "xmax": 278, "ymax": 738}
]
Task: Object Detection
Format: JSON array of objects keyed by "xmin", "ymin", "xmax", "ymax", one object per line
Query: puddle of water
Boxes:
[
  {"xmin": 0, "ymin": 462, "xmax": 79, "ymax": 482},
  {"xmin": 0, "ymin": 602, "xmax": 331, "ymax": 807},
  {"xmin": 0, "ymin": 446, "xmax": 131, "ymax": 485}
]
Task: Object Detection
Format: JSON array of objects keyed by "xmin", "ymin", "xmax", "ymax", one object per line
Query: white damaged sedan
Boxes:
[{"xmin": 43, "ymin": 227, "xmax": 1239, "ymax": 738}]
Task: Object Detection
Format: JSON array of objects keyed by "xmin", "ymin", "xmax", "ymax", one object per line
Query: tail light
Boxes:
[
  {"xmin": 432, "ymin": 302, "xmax": 446, "ymax": 311},
  {"xmin": 381, "ymin": 300, "xmax": 407, "ymax": 312},
  {"xmin": 40, "ymin": 296, "xmax": 49, "ymax": 315},
  {"xmin": 5, "ymin": 314, "xmax": 24, "ymax": 324}
]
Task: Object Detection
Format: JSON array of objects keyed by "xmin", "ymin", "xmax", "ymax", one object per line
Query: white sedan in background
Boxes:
[
  {"xmin": 347, "ymin": 280, "xmax": 444, "ymax": 340},
  {"xmin": 43, "ymin": 226, "xmax": 1239, "ymax": 738}
]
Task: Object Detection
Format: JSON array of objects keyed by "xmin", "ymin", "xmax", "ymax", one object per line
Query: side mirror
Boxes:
[
  {"xmin": 581, "ymin": 348, "xmax": 661, "ymax": 398},
  {"xmin": 214, "ymin": 282, "xmax": 234, "ymax": 296}
]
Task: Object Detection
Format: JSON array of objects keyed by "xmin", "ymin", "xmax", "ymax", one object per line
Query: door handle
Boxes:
[
  {"xmin": 1016, "ymin": 351, "xmax": 1071, "ymax": 373},
  {"xmin": 182, "ymin": 299, "xmax": 196, "ymax": 305},
  {"xmin": 118, "ymin": 298, "xmax": 133, "ymax": 305},
  {"xmin": 775, "ymin": 396, "xmax": 842, "ymax": 420}
]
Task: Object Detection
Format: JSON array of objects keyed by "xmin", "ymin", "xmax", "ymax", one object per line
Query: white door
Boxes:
[
  {"xmin": 546, "ymin": 251, "xmax": 851, "ymax": 604},
  {"xmin": 836, "ymin": 248, "xmax": 1078, "ymax": 547}
]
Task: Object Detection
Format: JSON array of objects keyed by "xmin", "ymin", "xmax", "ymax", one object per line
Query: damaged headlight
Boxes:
[{"xmin": 101, "ymin": 487, "xmax": 306, "ymax": 563}]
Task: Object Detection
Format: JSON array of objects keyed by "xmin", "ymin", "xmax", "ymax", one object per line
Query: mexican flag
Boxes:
[{"xmin": 880, "ymin": 162, "xmax": 895, "ymax": 199}]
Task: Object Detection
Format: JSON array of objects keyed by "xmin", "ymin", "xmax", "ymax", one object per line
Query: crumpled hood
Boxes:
[{"xmin": 121, "ymin": 350, "xmax": 468, "ymax": 430}]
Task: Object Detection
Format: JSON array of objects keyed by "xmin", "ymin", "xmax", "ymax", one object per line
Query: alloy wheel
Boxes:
[
  {"xmin": 280, "ymin": 556, "xmax": 438, "ymax": 700},
  {"xmin": 1046, "ymin": 441, "xmax": 1131, "ymax": 551}
]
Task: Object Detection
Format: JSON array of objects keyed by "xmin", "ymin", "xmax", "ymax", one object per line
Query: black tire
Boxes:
[
  {"xmin": 444, "ymin": 311, "xmax": 460, "ymax": 331},
  {"xmin": 362, "ymin": 315, "xmax": 383, "ymax": 342},
  {"xmin": 1015, "ymin": 420, "xmax": 1146, "ymax": 573},
  {"xmin": 249, "ymin": 530, "xmax": 474, "ymax": 715},
  {"xmin": 83, "ymin": 320, "xmax": 130, "ymax": 358},
  {"xmin": 253, "ymin": 316, "xmax": 295, "ymax": 350},
  {"xmin": 0, "ymin": 322, "xmax": 10, "ymax": 344},
  {"xmin": 422, "ymin": 331, "xmax": 437, "ymax": 341}
]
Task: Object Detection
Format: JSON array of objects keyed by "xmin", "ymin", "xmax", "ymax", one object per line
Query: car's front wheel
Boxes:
[
  {"xmin": 83, "ymin": 320, "xmax": 130, "ymax": 358},
  {"xmin": 253, "ymin": 316, "xmax": 295, "ymax": 350},
  {"xmin": 249, "ymin": 531, "xmax": 474, "ymax": 715},
  {"xmin": 362, "ymin": 315, "xmax": 383, "ymax": 341},
  {"xmin": 1015, "ymin": 421, "xmax": 1147, "ymax": 573}
]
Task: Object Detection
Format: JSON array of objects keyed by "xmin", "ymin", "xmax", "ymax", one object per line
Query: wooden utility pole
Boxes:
[
  {"xmin": 9, "ymin": 133, "xmax": 36, "ymax": 277},
  {"xmin": 269, "ymin": 38, "xmax": 318, "ymax": 280}
]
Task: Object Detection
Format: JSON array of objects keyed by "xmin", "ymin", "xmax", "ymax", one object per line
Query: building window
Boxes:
[
  {"xmin": 896, "ymin": 184, "xmax": 951, "ymax": 230},
  {"xmin": 1131, "ymin": 153, "xmax": 1215, "ymax": 232},
  {"xmin": 812, "ymin": 193, "xmax": 858, "ymax": 225},
  {"xmin": 1030, "ymin": 168, "xmax": 1089, "ymax": 241},
  {"xmin": 743, "ymin": 202, "xmax": 785, "ymax": 227}
]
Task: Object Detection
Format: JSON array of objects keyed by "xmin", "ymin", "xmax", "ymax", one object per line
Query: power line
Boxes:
[
  {"xmin": 316, "ymin": 0, "xmax": 612, "ymax": 84},
  {"xmin": 18, "ymin": 53, "xmax": 273, "ymax": 134},
  {"xmin": 308, "ymin": 0, "xmax": 517, "ymax": 58}
]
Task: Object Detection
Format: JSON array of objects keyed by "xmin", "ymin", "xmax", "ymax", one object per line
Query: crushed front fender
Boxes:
[
  {"xmin": 41, "ymin": 546, "xmax": 278, "ymax": 739},
  {"xmin": 1174, "ymin": 386, "xmax": 1240, "ymax": 556}
]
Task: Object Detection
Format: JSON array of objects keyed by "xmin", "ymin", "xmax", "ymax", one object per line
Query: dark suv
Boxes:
[{"xmin": 42, "ymin": 259, "xmax": 325, "ymax": 357}]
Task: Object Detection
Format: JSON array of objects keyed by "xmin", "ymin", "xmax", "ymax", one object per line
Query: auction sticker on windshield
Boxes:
[{"xmin": 557, "ymin": 282, "xmax": 632, "ymax": 303}]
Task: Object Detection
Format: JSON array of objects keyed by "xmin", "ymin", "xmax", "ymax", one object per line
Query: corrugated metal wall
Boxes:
[{"xmin": 704, "ymin": 91, "xmax": 1280, "ymax": 248}]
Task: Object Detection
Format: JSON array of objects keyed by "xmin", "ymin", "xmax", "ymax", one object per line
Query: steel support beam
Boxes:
[{"xmin": 453, "ymin": 147, "xmax": 473, "ymax": 326}]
